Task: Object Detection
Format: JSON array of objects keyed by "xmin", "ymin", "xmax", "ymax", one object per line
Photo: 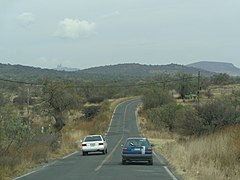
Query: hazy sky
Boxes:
[{"xmin": 0, "ymin": 0, "xmax": 240, "ymax": 69}]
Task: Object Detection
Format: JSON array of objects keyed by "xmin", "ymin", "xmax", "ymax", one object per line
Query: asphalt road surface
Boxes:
[{"xmin": 15, "ymin": 99, "xmax": 178, "ymax": 180}]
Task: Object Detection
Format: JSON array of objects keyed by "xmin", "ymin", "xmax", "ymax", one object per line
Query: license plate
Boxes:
[
  {"xmin": 90, "ymin": 143, "xmax": 95, "ymax": 147},
  {"xmin": 134, "ymin": 148, "xmax": 140, "ymax": 151}
]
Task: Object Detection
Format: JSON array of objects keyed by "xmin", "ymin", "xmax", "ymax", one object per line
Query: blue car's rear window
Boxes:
[{"xmin": 125, "ymin": 139, "xmax": 150, "ymax": 146}]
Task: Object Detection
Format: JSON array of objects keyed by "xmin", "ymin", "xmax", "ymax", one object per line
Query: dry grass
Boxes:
[
  {"xmin": 140, "ymin": 114, "xmax": 240, "ymax": 180},
  {"xmin": 58, "ymin": 97, "xmax": 135, "ymax": 155},
  {"xmin": 163, "ymin": 126, "xmax": 239, "ymax": 180},
  {"xmin": 52, "ymin": 97, "xmax": 137, "ymax": 159},
  {"xmin": 209, "ymin": 84, "xmax": 240, "ymax": 98},
  {"xmin": 1, "ymin": 97, "xmax": 133, "ymax": 180},
  {"xmin": 0, "ymin": 143, "xmax": 50, "ymax": 180},
  {"xmin": 138, "ymin": 84, "xmax": 240, "ymax": 180},
  {"xmin": 138, "ymin": 99, "xmax": 240, "ymax": 180}
]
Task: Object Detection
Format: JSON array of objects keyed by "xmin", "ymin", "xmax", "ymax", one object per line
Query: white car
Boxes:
[{"xmin": 81, "ymin": 135, "xmax": 108, "ymax": 156}]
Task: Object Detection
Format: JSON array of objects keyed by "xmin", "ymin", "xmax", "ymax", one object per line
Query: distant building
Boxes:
[{"xmin": 54, "ymin": 64, "xmax": 80, "ymax": 72}]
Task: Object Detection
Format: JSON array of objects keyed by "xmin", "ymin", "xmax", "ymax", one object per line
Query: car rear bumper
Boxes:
[
  {"xmin": 122, "ymin": 154, "xmax": 153, "ymax": 161},
  {"xmin": 82, "ymin": 145, "xmax": 105, "ymax": 152}
]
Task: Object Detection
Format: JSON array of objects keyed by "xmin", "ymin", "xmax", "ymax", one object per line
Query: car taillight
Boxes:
[
  {"xmin": 82, "ymin": 144, "xmax": 87, "ymax": 146},
  {"xmin": 122, "ymin": 148, "xmax": 128, "ymax": 152},
  {"xmin": 147, "ymin": 147, "xmax": 152, "ymax": 152},
  {"xmin": 99, "ymin": 143, "xmax": 104, "ymax": 145}
]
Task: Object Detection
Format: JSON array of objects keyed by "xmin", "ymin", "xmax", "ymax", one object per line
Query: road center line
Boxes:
[
  {"xmin": 95, "ymin": 136, "xmax": 123, "ymax": 172},
  {"xmin": 95, "ymin": 100, "xmax": 136, "ymax": 172}
]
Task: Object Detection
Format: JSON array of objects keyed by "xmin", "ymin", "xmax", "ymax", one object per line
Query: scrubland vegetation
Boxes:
[
  {"xmin": 1, "ymin": 71, "xmax": 240, "ymax": 180},
  {"xmin": 140, "ymin": 82, "xmax": 240, "ymax": 180},
  {"xmin": 0, "ymin": 78, "xmax": 134, "ymax": 180}
]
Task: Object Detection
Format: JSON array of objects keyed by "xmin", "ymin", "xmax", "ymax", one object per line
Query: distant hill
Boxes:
[
  {"xmin": 0, "ymin": 63, "xmax": 80, "ymax": 82},
  {"xmin": 81, "ymin": 63, "xmax": 212, "ymax": 77},
  {"xmin": 0, "ymin": 62, "xmax": 212, "ymax": 82},
  {"xmin": 187, "ymin": 61, "xmax": 240, "ymax": 76}
]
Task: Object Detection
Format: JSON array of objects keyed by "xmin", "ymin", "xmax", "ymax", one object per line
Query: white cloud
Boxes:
[
  {"xmin": 17, "ymin": 12, "xmax": 35, "ymax": 27},
  {"xmin": 100, "ymin": 11, "xmax": 120, "ymax": 19},
  {"xmin": 54, "ymin": 18, "xmax": 96, "ymax": 39}
]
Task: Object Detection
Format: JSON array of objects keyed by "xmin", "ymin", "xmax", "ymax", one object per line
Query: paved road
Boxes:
[{"xmin": 15, "ymin": 99, "xmax": 178, "ymax": 180}]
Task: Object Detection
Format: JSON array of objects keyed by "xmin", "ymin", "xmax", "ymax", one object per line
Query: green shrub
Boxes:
[
  {"xmin": 175, "ymin": 106, "xmax": 205, "ymax": 136},
  {"xmin": 83, "ymin": 105, "xmax": 101, "ymax": 119},
  {"xmin": 174, "ymin": 99, "xmax": 240, "ymax": 136},
  {"xmin": 142, "ymin": 88, "xmax": 174, "ymax": 110},
  {"xmin": 0, "ymin": 105, "xmax": 32, "ymax": 154},
  {"xmin": 146, "ymin": 103, "xmax": 183, "ymax": 131},
  {"xmin": 197, "ymin": 98, "xmax": 240, "ymax": 129}
]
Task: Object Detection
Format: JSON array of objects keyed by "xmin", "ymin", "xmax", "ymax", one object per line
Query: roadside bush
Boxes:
[
  {"xmin": 175, "ymin": 106, "xmax": 205, "ymax": 136},
  {"xmin": 0, "ymin": 93, "xmax": 10, "ymax": 107},
  {"xmin": 232, "ymin": 90, "xmax": 240, "ymax": 108},
  {"xmin": 100, "ymin": 100, "xmax": 110, "ymax": 112},
  {"xmin": 210, "ymin": 73, "xmax": 232, "ymax": 85},
  {"xmin": 146, "ymin": 103, "xmax": 183, "ymax": 131},
  {"xmin": 174, "ymin": 98, "xmax": 240, "ymax": 136},
  {"xmin": 83, "ymin": 105, "xmax": 101, "ymax": 119},
  {"xmin": 145, "ymin": 96, "xmax": 240, "ymax": 136},
  {"xmin": 0, "ymin": 105, "xmax": 32, "ymax": 155},
  {"xmin": 12, "ymin": 89, "xmax": 29, "ymax": 106},
  {"xmin": 197, "ymin": 98, "xmax": 240, "ymax": 129},
  {"xmin": 142, "ymin": 88, "xmax": 175, "ymax": 110},
  {"xmin": 31, "ymin": 144, "xmax": 49, "ymax": 163}
]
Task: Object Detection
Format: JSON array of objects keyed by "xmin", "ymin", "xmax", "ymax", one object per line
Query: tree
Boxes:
[
  {"xmin": 42, "ymin": 80, "xmax": 81, "ymax": 132},
  {"xmin": 211, "ymin": 73, "xmax": 232, "ymax": 85},
  {"xmin": 174, "ymin": 73, "xmax": 198, "ymax": 99}
]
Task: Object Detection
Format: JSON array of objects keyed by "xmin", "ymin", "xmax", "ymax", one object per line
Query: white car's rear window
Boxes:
[{"xmin": 84, "ymin": 136, "xmax": 102, "ymax": 142}]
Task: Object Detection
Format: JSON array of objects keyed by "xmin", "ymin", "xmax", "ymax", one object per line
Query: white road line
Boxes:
[
  {"xmin": 163, "ymin": 166, "xmax": 178, "ymax": 180},
  {"xmin": 105, "ymin": 101, "xmax": 120, "ymax": 136},
  {"xmin": 153, "ymin": 150, "xmax": 178, "ymax": 180},
  {"xmin": 14, "ymin": 151, "xmax": 77, "ymax": 179},
  {"xmin": 14, "ymin": 161, "xmax": 57, "ymax": 180},
  {"xmin": 14, "ymin": 170, "xmax": 37, "ymax": 180},
  {"xmin": 135, "ymin": 102, "xmax": 178, "ymax": 180},
  {"xmin": 62, "ymin": 151, "xmax": 78, "ymax": 159},
  {"xmin": 153, "ymin": 151, "xmax": 165, "ymax": 165},
  {"xmin": 153, "ymin": 146, "xmax": 178, "ymax": 180},
  {"xmin": 95, "ymin": 136, "xmax": 123, "ymax": 172},
  {"xmin": 105, "ymin": 99, "xmax": 134, "ymax": 136}
]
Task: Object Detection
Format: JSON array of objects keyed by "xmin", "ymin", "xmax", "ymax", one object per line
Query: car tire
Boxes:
[
  {"xmin": 122, "ymin": 159, "xmax": 127, "ymax": 165},
  {"xmin": 102, "ymin": 150, "xmax": 105, "ymax": 155},
  {"xmin": 105, "ymin": 149, "xmax": 108, "ymax": 154},
  {"xmin": 82, "ymin": 151, "xmax": 87, "ymax": 156}
]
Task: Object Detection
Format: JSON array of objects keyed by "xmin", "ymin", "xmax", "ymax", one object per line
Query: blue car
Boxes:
[{"xmin": 121, "ymin": 137, "xmax": 153, "ymax": 165}]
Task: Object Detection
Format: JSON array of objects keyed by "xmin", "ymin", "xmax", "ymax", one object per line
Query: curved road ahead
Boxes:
[{"xmin": 15, "ymin": 99, "xmax": 178, "ymax": 180}]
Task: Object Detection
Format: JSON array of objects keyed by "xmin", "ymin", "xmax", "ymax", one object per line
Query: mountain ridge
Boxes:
[
  {"xmin": 0, "ymin": 62, "xmax": 224, "ymax": 82},
  {"xmin": 81, "ymin": 63, "xmax": 211, "ymax": 76},
  {"xmin": 187, "ymin": 61, "xmax": 240, "ymax": 76}
]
